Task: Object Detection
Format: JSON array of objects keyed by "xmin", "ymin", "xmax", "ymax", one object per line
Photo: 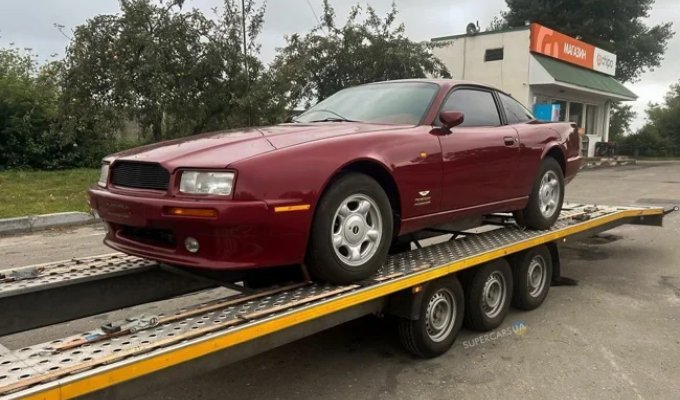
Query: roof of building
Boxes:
[
  {"xmin": 431, "ymin": 25, "xmax": 530, "ymax": 42},
  {"xmin": 533, "ymin": 55, "xmax": 637, "ymax": 100}
]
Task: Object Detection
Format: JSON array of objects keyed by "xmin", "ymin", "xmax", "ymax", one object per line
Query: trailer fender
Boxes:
[
  {"xmin": 548, "ymin": 242, "xmax": 561, "ymax": 281},
  {"xmin": 547, "ymin": 241, "xmax": 581, "ymax": 286},
  {"xmin": 386, "ymin": 284, "xmax": 428, "ymax": 320}
]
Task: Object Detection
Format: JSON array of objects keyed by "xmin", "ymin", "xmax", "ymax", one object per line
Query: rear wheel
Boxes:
[
  {"xmin": 398, "ymin": 276, "xmax": 465, "ymax": 358},
  {"xmin": 514, "ymin": 157, "xmax": 564, "ymax": 229},
  {"xmin": 510, "ymin": 245, "xmax": 553, "ymax": 310},
  {"xmin": 306, "ymin": 173, "xmax": 393, "ymax": 284}
]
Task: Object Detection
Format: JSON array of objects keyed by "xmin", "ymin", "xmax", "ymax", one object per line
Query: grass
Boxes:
[{"xmin": 0, "ymin": 169, "xmax": 99, "ymax": 219}]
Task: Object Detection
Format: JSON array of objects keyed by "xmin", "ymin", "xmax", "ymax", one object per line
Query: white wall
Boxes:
[{"xmin": 432, "ymin": 29, "xmax": 532, "ymax": 105}]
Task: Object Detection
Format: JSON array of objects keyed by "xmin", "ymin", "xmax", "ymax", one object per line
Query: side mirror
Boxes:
[{"xmin": 440, "ymin": 111, "xmax": 465, "ymax": 129}]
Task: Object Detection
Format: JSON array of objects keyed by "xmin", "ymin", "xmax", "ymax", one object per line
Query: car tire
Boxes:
[
  {"xmin": 398, "ymin": 276, "xmax": 465, "ymax": 358},
  {"xmin": 510, "ymin": 245, "xmax": 553, "ymax": 311},
  {"xmin": 514, "ymin": 157, "xmax": 564, "ymax": 230},
  {"xmin": 306, "ymin": 173, "xmax": 393, "ymax": 284},
  {"xmin": 463, "ymin": 259, "xmax": 513, "ymax": 332}
]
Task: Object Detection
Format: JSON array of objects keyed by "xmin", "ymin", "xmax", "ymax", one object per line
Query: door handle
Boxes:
[{"xmin": 504, "ymin": 136, "xmax": 518, "ymax": 146}]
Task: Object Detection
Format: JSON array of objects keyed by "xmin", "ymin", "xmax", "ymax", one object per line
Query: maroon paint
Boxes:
[{"xmin": 89, "ymin": 80, "xmax": 582, "ymax": 271}]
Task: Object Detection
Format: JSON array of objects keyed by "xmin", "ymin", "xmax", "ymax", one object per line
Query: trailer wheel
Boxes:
[
  {"xmin": 398, "ymin": 276, "xmax": 464, "ymax": 358},
  {"xmin": 511, "ymin": 245, "xmax": 553, "ymax": 310},
  {"xmin": 463, "ymin": 259, "xmax": 513, "ymax": 331}
]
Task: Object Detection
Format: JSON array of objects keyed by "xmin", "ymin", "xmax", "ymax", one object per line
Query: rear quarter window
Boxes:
[{"xmin": 498, "ymin": 92, "xmax": 535, "ymax": 124}]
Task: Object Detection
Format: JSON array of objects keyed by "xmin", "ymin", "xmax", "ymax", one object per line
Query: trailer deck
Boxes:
[{"xmin": 0, "ymin": 204, "xmax": 674, "ymax": 400}]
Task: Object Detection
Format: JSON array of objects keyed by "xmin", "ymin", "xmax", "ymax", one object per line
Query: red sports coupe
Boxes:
[{"xmin": 89, "ymin": 80, "xmax": 582, "ymax": 283}]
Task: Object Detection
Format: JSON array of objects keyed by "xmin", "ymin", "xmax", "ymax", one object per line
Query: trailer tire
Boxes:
[
  {"xmin": 463, "ymin": 259, "xmax": 513, "ymax": 331},
  {"xmin": 398, "ymin": 276, "xmax": 464, "ymax": 358},
  {"xmin": 511, "ymin": 245, "xmax": 553, "ymax": 310}
]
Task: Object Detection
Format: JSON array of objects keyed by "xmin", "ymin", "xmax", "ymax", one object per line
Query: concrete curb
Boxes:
[
  {"xmin": 636, "ymin": 160, "xmax": 680, "ymax": 165},
  {"xmin": 0, "ymin": 212, "xmax": 100, "ymax": 235},
  {"xmin": 581, "ymin": 157, "xmax": 637, "ymax": 169}
]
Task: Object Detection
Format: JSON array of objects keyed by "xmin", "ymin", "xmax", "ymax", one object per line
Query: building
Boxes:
[{"xmin": 432, "ymin": 23, "xmax": 636, "ymax": 157}]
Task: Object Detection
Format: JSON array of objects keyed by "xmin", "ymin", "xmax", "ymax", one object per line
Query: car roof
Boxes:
[{"xmin": 365, "ymin": 78, "xmax": 502, "ymax": 91}]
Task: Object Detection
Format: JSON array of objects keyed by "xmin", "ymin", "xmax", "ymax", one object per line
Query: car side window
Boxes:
[
  {"xmin": 441, "ymin": 89, "xmax": 501, "ymax": 127},
  {"xmin": 498, "ymin": 92, "xmax": 535, "ymax": 124}
]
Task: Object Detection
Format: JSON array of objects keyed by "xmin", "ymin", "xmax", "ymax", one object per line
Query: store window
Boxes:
[
  {"xmin": 551, "ymin": 100, "xmax": 567, "ymax": 121},
  {"xmin": 569, "ymin": 102, "xmax": 584, "ymax": 126},
  {"xmin": 585, "ymin": 104, "xmax": 597, "ymax": 135},
  {"xmin": 484, "ymin": 48, "xmax": 504, "ymax": 62}
]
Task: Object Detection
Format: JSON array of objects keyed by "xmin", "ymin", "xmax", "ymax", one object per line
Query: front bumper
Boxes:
[{"xmin": 88, "ymin": 187, "xmax": 310, "ymax": 270}]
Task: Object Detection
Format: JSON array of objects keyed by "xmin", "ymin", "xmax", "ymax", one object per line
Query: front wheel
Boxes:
[
  {"xmin": 514, "ymin": 157, "xmax": 564, "ymax": 229},
  {"xmin": 306, "ymin": 173, "xmax": 393, "ymax": 284}
]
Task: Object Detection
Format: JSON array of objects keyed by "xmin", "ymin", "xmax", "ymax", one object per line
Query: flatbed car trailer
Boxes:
[{"xmin": 0, "ymin": 204, "xmax": 676, "ymax": 399}]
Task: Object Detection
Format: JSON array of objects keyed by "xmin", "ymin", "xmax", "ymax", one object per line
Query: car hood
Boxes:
[
  {"xmin": 108, "ymin": 122, "xmax": 404, "ymax": 169},
  {"xmin": 257, "ymin": 122, "xmax": 402, "ymax": 148}
]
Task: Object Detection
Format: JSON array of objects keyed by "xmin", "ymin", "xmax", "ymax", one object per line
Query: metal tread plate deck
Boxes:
[
  {"xmin": 0, "ymin": 204, "xmax": 665, "ymax": 399},
  {"xmin": 0, "ymin": 255, "xmax": 157, "ymax": 297}
]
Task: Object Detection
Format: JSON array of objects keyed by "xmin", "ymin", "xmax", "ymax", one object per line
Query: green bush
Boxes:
[
  {"xmin": 0, "ymin": 48, "xmax": 146, "ymax": 170},
  {"xmin": 617, "ymin": 126, "xmax": 678, "ymax": 157}
]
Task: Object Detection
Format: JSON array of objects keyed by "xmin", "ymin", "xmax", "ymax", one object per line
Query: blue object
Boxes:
[{"xmin": 533, "ymin": 103, "xmax": 553, "ymax": 121}]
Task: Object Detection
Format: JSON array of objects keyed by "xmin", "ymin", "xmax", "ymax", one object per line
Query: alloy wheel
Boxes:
[{"xmin": 331, "ymin": 194, "xmax": 383, "ymax": 267}]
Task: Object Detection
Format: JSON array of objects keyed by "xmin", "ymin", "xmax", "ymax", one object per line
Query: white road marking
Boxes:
[{"xmin": 600, "ymin": 345, "xmax": 644, "ymax": 400}]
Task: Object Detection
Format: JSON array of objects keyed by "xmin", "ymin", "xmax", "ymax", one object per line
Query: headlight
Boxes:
[
  {"xmin": 98, "ymin": 163, "xmax": 110, "ymax": 187},
  {"xmin": 180, "ymin": 171, "xmax": 234, "ymax": 196}
]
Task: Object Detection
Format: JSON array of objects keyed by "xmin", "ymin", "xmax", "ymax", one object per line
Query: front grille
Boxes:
[{"xmin": 110, "ymin": 161, "xmax": 170, "ymax": 191}]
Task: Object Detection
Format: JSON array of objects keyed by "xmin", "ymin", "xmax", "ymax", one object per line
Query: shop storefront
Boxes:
[{"xmin": 432, "ymin": 23, "xmax": 636, "ymax": 157}]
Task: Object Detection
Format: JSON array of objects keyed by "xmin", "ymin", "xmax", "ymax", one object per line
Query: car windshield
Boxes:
[{"xmin": 295, "ymin": 82, "xmax": 438, "ymax": 125}]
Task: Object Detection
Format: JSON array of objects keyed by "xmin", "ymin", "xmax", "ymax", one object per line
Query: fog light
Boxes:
[{"xmin": 185, "ymin": 237, "xmax": 200, "ymax": 253}]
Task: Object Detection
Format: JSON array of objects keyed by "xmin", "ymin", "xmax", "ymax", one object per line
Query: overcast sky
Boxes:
[{"xmin": 1, "ymin": 0, "xmax": 678, "ymax": 131}]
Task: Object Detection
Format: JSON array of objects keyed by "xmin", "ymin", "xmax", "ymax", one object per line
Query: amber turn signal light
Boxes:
[{"xmin": 164, "ymin": 207, "xmax": 218, "ymax": 218}]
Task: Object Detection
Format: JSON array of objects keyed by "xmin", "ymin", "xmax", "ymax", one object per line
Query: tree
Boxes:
[
  {"xmin": 608, "ymin": 103, "xmax": 636, "ymax": 142},
  {"xmin": 0, "ymin": 47, "xmax": 73, "ymax": 169},
  {"xmin": 619, "ymin": 81, "xmax": 680, "ymax": 156},
  {"xmin": 618, "ymin": 124, "xmax": 674, "ymax": 157},
  {"xmin": 502, "ymin": 0, "xmax": 674, "ymax": 83},
  {"xmin": 272, "ymin": 1, "xmax": 451, "ymax": 109},
  {"xmin": 61, "ymin": 0, "xmax": 275, "ymax": 142},
  {"xmin": 486, "ymin": 12, "xmax": 509, "ymax": 32},
  {"xmin": 644, "ymin": 81, "xmax": 680, "ymax": 151}
]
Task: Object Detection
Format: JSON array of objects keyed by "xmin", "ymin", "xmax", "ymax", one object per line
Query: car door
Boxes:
[
  {"xmin": 496, "ymin": 91, "xmax": 543, "ymax": 198},
  {"xmin": 437, "ymin": 87, "xmax": 520, "ymax": 212}
]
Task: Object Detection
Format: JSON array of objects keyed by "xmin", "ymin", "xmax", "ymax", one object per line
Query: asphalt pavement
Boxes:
[{"xmin": 1, "ymin": 163, "xmax": 679, "ymax": 399}]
